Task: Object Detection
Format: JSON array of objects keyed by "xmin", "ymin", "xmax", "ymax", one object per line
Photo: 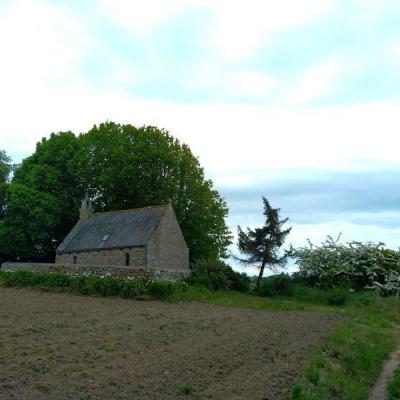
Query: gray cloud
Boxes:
[{"xmin": 218, "ymin": 165, "xmax": 400, "ymax": 230}]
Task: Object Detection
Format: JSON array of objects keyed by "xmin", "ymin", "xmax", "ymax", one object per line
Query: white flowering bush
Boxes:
[
  {"xmin": 369, "ymin": 272, "xmax": 400, "ymax": 296},
  {"xmin": 291, "ymin": 235, "xmax": 400, "ymax": 295}
]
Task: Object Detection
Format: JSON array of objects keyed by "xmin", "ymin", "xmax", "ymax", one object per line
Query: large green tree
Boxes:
[
  {"xmin": 0, "ymin": 184, "xmax": 59, "ymax": 259},
  {"xmin": 0, "ymin": 150, "xmax": 12, "ymax": 219},
  {"xmin": 237, "ymin": 197, "xmax": 291, "ymax": 287},
  {"xmin": 1, "ymin": 132, "xmax": 81, "ymax": 260},
  {"xmin": 79, "ymin": 122, "xmax": 231, "ymax": 260}
]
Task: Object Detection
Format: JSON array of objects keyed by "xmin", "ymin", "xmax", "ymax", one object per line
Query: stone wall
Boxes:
[
  {"xmin": 1, "ymin": 262, "xmax": 190, "ymax": 281},
  {"xmin": 55, "ymin": 247, "xmax": 145, "ymax": 267},
  {"xmin": 146, "ymin": 204, "xmax": 189, "ymax": 270}
]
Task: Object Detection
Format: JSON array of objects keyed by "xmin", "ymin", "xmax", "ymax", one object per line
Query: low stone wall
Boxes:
[{"xmin": 0, "ymin": 262, "xmax": 190, "ymax": 281}]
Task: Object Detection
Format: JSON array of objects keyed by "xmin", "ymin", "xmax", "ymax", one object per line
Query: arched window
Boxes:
[{"xmin": 125, "ymin": 252, "xmax": 130, "ymax": 266}]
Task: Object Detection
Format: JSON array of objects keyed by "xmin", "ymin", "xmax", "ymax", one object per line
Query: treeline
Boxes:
[{"xmin": 0, "ymin": 122, "xmax": 232, "ymax": 263}]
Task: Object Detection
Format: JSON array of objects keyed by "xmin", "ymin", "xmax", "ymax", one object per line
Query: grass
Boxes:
[
  {"xmin": 168, "ymin": 285, "xmax": 315, "ymax": 311},
  {"xmin": 386, "ymin": 366, "xmax": 400, "ymax": 399},
  {"xmin": 286, "ymin": 294, "xmax": 400, "ymax": 400},
  {"xmin": 1, "ymin": 270, "xmax": 399, "ymax": 398}
]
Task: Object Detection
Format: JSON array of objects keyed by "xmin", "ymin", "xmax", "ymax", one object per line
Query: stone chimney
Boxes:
[{"xmin": 79, "ymin": 193, "xmax": 93, "ymax": 221}]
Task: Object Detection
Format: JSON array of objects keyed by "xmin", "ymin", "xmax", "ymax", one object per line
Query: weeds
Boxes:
[
  {"xmin": 32, "ymin": 383, "xmax": 52, "ymax": 393},
  {"xmin": 178, "ymin": 382, "xmax": 193, "ymax": 396},
  {"xmin": 32, "ymin": 362, "xmax": 49, "ymax": 374}
]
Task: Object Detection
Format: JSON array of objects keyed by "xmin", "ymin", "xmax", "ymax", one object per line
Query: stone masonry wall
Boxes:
[
  {"xmin": 146, "ymin": 204, "xmax": 189, "ymax": 270},
  {"xmin": 55, "ymin": 247, "xmax": 145, "ymax": 267},
  {"xmin": 1, "ymin": 262, "xmax": 189, "ymax": 281}
]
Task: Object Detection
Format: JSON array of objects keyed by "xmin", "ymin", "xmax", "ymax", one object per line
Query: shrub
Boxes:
[
  {"xmin": 0, "ymin": 270, "xmax": 188, "ymax": 300},
  {"xmin": 120, "ymin": 278, "xmax": 148, "ymax": 298},
  {"xmin": 188, "ymin": 258, "xmax": 250, "ymax": 292},
  {"xmin": 185, "ymin": 274, "xmax": 213, "ymax": 289},
  {"xmin": 226, "ymin": 269, "xmax": 251, "ymax": 292},
  {"xmin": 291, "ymin": 235, "xmax": 400, "ymax": 295},
  {"xmin": 173, "ymin": 281, "xmax": 190, "ymax": 292},
  {"xmin": 189, "ymin": 258, "xmax": 229, "ymax": 290},
  {"xmin": 256, "ymin": 274, "xmax": 293, "ymax": 297},
  {"xmin": 148, "ymin": 280, "xmax": 174, "ymax": 299},
  {"xmin": 69, "ymin": 275, "xmax": 90, "ymax": 294},
  {"xmin": 326, "ymin": 288, "xmax": 348, "ymax": 306}
]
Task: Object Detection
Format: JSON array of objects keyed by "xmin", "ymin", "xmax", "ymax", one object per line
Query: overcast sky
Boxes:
[{"xmin": 1, "ymin": 0, "xmax": 400, "ymax": 272}]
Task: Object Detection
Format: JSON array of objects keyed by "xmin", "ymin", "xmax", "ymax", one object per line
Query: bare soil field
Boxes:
[{"xmin": 0, "ymin": 288, "xmax": 340, "ymax": 400}]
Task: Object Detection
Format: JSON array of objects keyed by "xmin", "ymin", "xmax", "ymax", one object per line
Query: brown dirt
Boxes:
[{"xmin": 0, "ymin": 287, "xmax": 340, "ymax": 400}]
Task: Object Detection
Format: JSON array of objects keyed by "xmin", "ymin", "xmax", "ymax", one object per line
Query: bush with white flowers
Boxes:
[{"xmin": 291, "ymin": 235, "xmax": 400, "ymax": 295}]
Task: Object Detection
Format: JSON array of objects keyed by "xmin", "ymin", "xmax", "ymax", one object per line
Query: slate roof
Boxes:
[{"xmin": 57, "ymin": 205, "xmax": 167, "ymax": 253}]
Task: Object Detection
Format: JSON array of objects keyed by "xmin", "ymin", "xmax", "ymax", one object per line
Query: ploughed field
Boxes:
[{"xmin": 0, "ymin": 288, "xmax": 340, "ymax": 400}]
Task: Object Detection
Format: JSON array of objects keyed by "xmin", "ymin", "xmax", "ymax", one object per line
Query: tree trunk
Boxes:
[{"xmin": 256, "ymin": 260, "xmax": 266, "ymax": 288}]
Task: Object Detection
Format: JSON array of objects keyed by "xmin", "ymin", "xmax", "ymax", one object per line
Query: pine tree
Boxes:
[{"xmin": 237, "ymin": 197, "xmax": 291, "ymax": 287}]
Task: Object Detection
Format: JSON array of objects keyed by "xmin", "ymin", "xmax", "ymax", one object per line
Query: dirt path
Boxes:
[
  {"xmin": 369, "ymin": 345, "xmax": 400, "ymax": 400},
  {"xmin": 0, "ymin": 287, "xmax": 341, "ymax": 400}
]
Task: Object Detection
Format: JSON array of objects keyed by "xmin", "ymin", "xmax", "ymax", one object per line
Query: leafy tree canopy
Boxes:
[
  {"xmin": 0, "ymin": 150, "xmax": 13, "ymax": 219},
  {"xmin": 0, "ymin": 150, "xmax": 12, "ymax": 184},
  {"xmin": 0, "ymin": 183, "xmax": 59, "ymax": 259},
  {"xmin": 79, "ymin": 122, "xmax": 232, "ymax": 261},
  {"xmin": 1, "ymin": 133, "xmax": 81, "ymax": 260},
  {"xmin": 237, "ymin": 196, "xmax": 291, "ymax": 286}
]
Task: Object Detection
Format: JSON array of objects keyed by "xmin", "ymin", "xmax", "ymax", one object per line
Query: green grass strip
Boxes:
[
  {"xmin": 287, "ymin": 296, "xmax": 400, "ymax": 400},
  {"xmin": 386, "ymin": 365, "xmax": 400, "ymax": 400}
]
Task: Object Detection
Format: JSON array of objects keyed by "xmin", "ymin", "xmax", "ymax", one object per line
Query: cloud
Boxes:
[
  {"xmin": 99, "ymin": 0, "xmax": 337, "ymax": 58},
  {"xmin": 206, "ymin": 0, "xmax": 337, "ymax": 59},
  {"xmin": 183, "ymin": 62, "xmax": 280, "ymax": 99},
  {"xmin": 221, "ymin": 165, "xmax": 400, "ymax": 217},
  {"xmin": 345, "ymin": 0, "xmax": 400, "ymax": 22},
  {"xmin": 383, "ymin": 40, "xmax": 400, "ymax": 65},
  {"xmin": 99, "ymin": 0, "xmax": 187, "ymax": 35},
  {"xmin": 1, "ymin": 0, "xmax": 99, "ymax": 81},
  {"xmin": 283, "ymin": 56, "xmax": 343, "ymax": 103}
]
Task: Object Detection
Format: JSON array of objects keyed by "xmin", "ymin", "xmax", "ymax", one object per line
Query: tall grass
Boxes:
[{"xmin": 386, "ymin": 366, "xmax": 400, "ymax": 400}]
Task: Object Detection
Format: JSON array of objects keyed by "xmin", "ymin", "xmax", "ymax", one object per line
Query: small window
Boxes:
[
  {"xmin": 73, "ymin": 255, "xmax": 77, "ymax": 265},
  {"xmin": 125, "ymin": 252, "xmax": 130, "ymax": 266}
]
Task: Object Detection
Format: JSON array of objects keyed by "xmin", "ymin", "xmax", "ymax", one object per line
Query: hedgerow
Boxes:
[{"xmin": 0, "ymin": 270, "xmax": 189, "ymax": 300}]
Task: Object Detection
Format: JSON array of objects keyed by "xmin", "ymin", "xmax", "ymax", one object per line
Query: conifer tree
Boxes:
[{"xmin": 237, "ymin": 197, "xmax": 291, "ymax": 287}]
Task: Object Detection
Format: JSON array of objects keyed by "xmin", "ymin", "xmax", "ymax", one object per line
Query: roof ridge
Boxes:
[{"xmin": 91, "ymin": 203, "xmax": 169, "ymax": 216}]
